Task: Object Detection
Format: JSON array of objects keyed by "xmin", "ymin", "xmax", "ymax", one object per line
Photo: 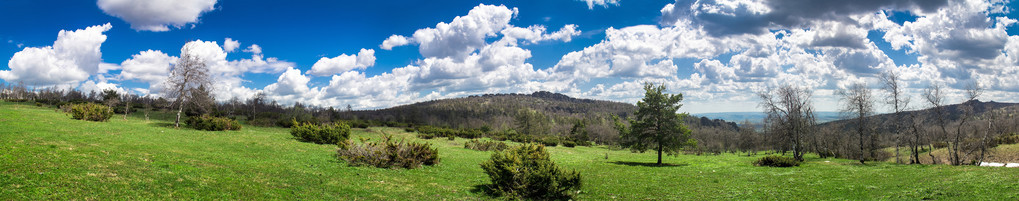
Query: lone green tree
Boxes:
[{"xmin": 620, "ymin": 83, "xmax": 695, "ymax": 165}]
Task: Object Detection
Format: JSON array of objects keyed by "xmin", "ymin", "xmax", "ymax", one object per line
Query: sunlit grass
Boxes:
[{"xmin": 2, "ymin": 101, "xmax": 1017, "ymax": 200}]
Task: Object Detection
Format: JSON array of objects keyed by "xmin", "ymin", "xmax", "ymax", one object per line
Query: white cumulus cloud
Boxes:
[
  {"xmin": 223, "ymin": 38, "xmax": 240, "ymax": 52},
  {"xmin": 1, "ymin": 23, "xmax": 112, "ymax": 86},
  {"xmin": 119, "ymin": 50, "xmax": 176, "ymax": 86},
  {"xmin": 97, "ymin": 0, "xmax": 218, "ymax": 32},
  {"xmin": 308, "ymin": 48, "xmax": 376, "ymax": 76},
  {"xmin": 380, "ymin": 35, "xmax": 410, "ymax": 50},
  {"xmin": 579, "ymin": 0, "xmax": 621, "ymax": 9}
]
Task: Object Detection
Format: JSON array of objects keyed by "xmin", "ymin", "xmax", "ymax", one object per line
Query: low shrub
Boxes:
[
  {"xmin": 69, "ymin": 103, "xmax": 113, "ymax": 121},
  {"xmin": 480, "ymin": 143, "xmax": 582, "ymax": 200},
  {"xmin": 562, "ymin": 140, "xmax": 577, "ymax": 148},
  {"xmin": 417, "ymin": 132, "xmax": 436, "ymax": 139},
  {"xmin": 290, "ymin": 120, "xmax": 351, "ymax": 145},
  {"xmin": 415, "ymin": 125, "xmax": 482, "ymax": 139},
  {"xmin": 753, "ymin": 155, "xmax": 800, "ymax": 167},
  {"xmin": 538, "ymin": 137, "xmax": 559, "ymax": 147},
  {"xmin": 933, "ymin": 141, "xmax": 949, "ymax": 149},
  {"xmin": 995, "ymin": 134, "xmax": 1019, "ymax": 145},
  {"xmin": 464, "ymin": 139, "xmax": 508, "ymax": 151},
  {"xmin": 337, "ymin": 136, "xmax": 439, "ymax": 169},
  {"xmin": 186, "ymin": 115, "xmax": 242, "ymax": 131}
]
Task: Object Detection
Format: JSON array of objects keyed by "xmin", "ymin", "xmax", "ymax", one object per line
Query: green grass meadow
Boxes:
[{"xmin": 2, "ymin": 101, "xmax": 1018, "ymax": 200}]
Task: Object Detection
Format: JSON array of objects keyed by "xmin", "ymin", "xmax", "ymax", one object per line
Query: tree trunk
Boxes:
[
  {"xmin": 912, "ymin": 125, "xmax": 921, "ymax": 164},
  {"xmin": 858, "ymin": 124, "xmax": 866, "ymax": 164},
  {"xmin": 657, "ymin": 145, "xmax": 663, "ymax": 165},
  {"xmin": 175, "ymin": 106, "xmax": 183, "ymax": 128},
  {"xmin": 174, "ymin": 97, "xmax": 186, "ymax": 128},
  {"xmin": 124, "ymin": 101, "xmax": 129, "ymax": 120}
]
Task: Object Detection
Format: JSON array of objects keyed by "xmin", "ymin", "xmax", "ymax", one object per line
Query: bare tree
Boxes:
[
  {"xmin": 758, "ymin": 85, "xmax": 815, "ymax": 161},
  {"xmin": 879, "ymin": 71, "xmax": 912, "ymax": 164},
  {"xmin": 950, "ymin": 83, "xmax": 982, "ymax": 165},
  {"xmin": 839, "ymin": 83, "xmax": 876, "ymax": 164},
  {"xmin": 165, "ymin": 43, "xmax": 212, "ymax": 128},
  {"xmin": 122, "ymin": 93, "xmax": 132, "ymax": 120},
  {"xmin": 922, "ymin": 84, "xmax": 948, "ymax": 164}
]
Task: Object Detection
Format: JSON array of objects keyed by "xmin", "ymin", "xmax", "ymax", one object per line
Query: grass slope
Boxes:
[{"xmin": 2, "ymin": 101, "xmax": 1018, "ymax": 200}]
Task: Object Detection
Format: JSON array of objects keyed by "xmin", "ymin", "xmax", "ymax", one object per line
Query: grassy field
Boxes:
[{"xmin": 2, "ymin": 101, "xmax": 1018, "ymax": 200}]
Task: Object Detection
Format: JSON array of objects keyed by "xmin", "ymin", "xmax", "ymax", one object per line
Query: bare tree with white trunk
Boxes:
[
  {"xmin": 879, "ymin": 71, "xmax": 911, "ymax": 164},
  {"xmin": 165, "ymin": 43, "xmax": 212, "ymax": 128}
]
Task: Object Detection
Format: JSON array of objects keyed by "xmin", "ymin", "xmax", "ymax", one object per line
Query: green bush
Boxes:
[
  {"xmin": 186, "ymin": 115, "xmax": 242, "ymax": 131},
  {"xmin": 417, "ymin": 132, "xmax": 436, "ymax": 139},
  {"xmin": 464, "ymin": 139, "xmax": 508, "ymax": 151},
  {"xmin": 480, "ymin": 143, "xmax": 582, "ymax": 200},
  {"xmin": 290, "ymin": 120, "xmax": 351, "ymax": 145},
  {"xmin": 539, "ymin": 137, "xmax": 559, "ymax": 147},
  {"xmin": 69, "ymin": 103, "xmax": 113, "ymax": 121},
  {"xmin": 995, "ymin": 134, "xmax": 1019, "ymax": 145},
  {"xmin": 562, "ymin": 140, "xmax": 577, "ymax": 148},
  {"xmin": 337, "ymin": 136, "xmax": 439, "ymax": 169},
  {"xmin": 414, "ymin": 126, "xmax": 482, "ymax": 139},
  {"xmin": 753, "ymin": 155, "xmax": 800, "ymax": 167}
]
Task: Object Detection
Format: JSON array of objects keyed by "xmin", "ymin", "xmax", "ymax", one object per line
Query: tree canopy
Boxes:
[{"xmin": 620, "ymin": 83, "xmax": 695, "ymax": 165}]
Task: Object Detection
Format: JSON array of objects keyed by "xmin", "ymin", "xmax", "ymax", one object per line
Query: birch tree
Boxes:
[{"xmin": 165, "ymin": 43, "xmax": 211, "ymax": 128}]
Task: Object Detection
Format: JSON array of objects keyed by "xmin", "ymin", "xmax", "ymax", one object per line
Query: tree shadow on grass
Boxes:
[
  {"xmin": 609, "ymin": 161, "xmax": 689, "ymax": 167},
  {"xmin": 469, "ymin": 184, "xmax": 498, "ymax": 198},
  {"xmin": 149, "ymin": 122, "xmax": 177, "ymax": 128}
]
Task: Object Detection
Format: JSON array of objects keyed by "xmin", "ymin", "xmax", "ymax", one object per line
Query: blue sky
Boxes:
[{"xmin": 2, "ymin": 0, "xmax": 1019, "ymax": 114}]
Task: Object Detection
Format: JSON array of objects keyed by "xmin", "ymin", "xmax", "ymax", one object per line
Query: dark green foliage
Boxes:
[
  {"xmin": 183, "ymin": 85, "xmax": 216, "ymax": 117},
  {"xmin": 516, "ymin": 108, "xmax": 552, "ymax": 136},
  {"xmin": 417, "ymin": 132, "xmax": 436, "ymax": 139},
  {"xmin": 69, "ymin": 103, "xmax": 113, "ymax": 121},
  {"xmin": 464, "ymin": 139, "xmax": 508, "ymax": 151},
  {"xmin": 185, "ymin": 115, "xmax": 242, "ymax": 131},
  {"xmin": 539, "ymin": 137, "xmax": 559, "ymax": 147},
  {"xmin": 347, "ymin": 120, "xmax": 371, "ymax": 128},
  {"xmin": 347, "ymin": 91, "xmax": 636, "ymax": 145},
  {"xmin": 995, "ymin": 134, "xmax": 1019, "ymax": 145},
  {"xmin": 562, "ymin": 140, "xmax": 576, "ymax": 148},
  {"xmin": 753, "ymin": 155, "xmax": 801, "ymax": 167},
  {"xmin": 480, "ymin": 143, "xmax": 582, "ymax": 199},
  {"xmin": 290, "ymin": 120, "xmax": 351, "ymax": 145},
  {"xmin": 488, "ymin": 129, "xmax": 533, "ymax": 143},
  {"xmin": 566, "ymin": 120, "xmax": 592, "ymax": 146},
  {"xmin": 414, "ymin": 125, "xmax": 482, "ymax": 139},
  {"xmin": 337, "ymin": 136, "xmax": 439, "ymax": 169}
]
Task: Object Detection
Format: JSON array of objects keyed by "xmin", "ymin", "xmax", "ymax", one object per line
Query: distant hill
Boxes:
[
  {"xmin": 696, "ymin": 111, "xmax": 843, "ymax": 125},
  {"xmin": 353, "ymin": 91, "xmax": 636, "ymax": 128},
  {"xmin": 820, "ymin": 100, "xmax": 1019, "ymax": 133},
  {"xmin": 351, "ymin": 91, "xmax": 741, "ymax": 144}
]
